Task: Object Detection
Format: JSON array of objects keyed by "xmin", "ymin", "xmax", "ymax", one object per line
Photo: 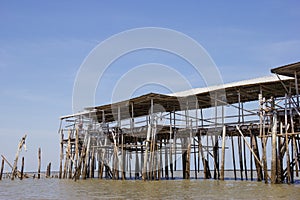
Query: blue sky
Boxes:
[{"xmin": 0, "ymin": 1, "xmax": 300, "ymax": 171}]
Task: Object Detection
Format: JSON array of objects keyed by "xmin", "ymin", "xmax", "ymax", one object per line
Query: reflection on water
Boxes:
[{"xmin": 0, "ymin": 178, "xmax": 299, "ymax": 200}]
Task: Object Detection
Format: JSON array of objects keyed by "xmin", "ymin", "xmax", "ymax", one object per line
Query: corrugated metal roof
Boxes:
[
  {"xmin": 86, "ymin": 75, "xmax": 294, "ymax": 123},
  {"xmin": 271, "ymin": 61, "xmax": 300, "ymax": 77}
]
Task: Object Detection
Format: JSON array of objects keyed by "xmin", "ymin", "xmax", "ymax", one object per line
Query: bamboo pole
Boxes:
[{"xmin": 220, "ymin": 125, "xmax": 226, "ymax": 180}]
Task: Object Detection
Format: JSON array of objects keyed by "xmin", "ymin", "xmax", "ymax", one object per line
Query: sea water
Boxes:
[{"xmin": 0, "ymin": 177, "xmax": 299, "ymax": 200}]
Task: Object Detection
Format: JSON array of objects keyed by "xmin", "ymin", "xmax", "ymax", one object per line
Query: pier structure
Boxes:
[{"xmin": 58, "ymin": 62, "xmax": 300, "ymax": 183}]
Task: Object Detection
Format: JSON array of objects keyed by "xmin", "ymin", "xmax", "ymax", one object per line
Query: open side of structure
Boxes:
[{"xmin": 58, "ymin": 61, "xmax": 300, "ymax": 183}]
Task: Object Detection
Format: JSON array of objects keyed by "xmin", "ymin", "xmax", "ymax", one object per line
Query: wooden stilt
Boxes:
[
  {"xmin": 285, "ymin": 94, "xmax": 291, "ymax": 184},
  {"xmin": 38, "ymin": 147, "xmax": 41, "ymax": 179},
  {"xmin": 20, "ymin": 157, "xmax": 24, "ymax": 180},
  {"xmin": 220, "ymin": 126, "xmax": 226, "ymax": 180},
  {"xmin": 238, "ymin": 135, "xmax": 243, "ymax": 180},
  {"xmin": 237, "ymin": 126, "xmax": 265, "ymax": 181},
  {"xmin": 91, "ymin": 148, "xmax": 95, "ymax": 178},
  {"xmin": 0, "ymin": 159, "xmax": 4, "ymax": 180},
  {"xmin": 59, "ymin": 131, "xmax": 64, "ymax": 179},
  {"xmin": 243, "ymin": 139, "xmax": 248, "ymax": 180},
  {"xmin": 135, "ymin": 139, "xmax": 139, "ymax": 179},
  {"xmin": 181, "ymin": 138, "xmax": 186, "ymax": 179},
  {"xmin": 186, "ymin": 137, "xmax": 191, "ymax": 179},
  {"xmin": 250, "ymin": 130, "xmax": 253, "ymax": 181},
  {"xmin": 193, "ymin": 137, "xmax": 197, "ymax": 179},
  {"xmin": 252, "ymin": 134, "xmax": 262, "ymax": 181},
  {"xmin": 142, "ymin": 100, "xmax": 153, "ymax": 180},
  {"xmin": 231, "ymin": 134, "xmax": 237, "ymax": 180},
  {"xmin": 271, "ymin": 105, "xmax": 277, "ymax": 184},
  {"xmin": 11, "ymin": 135, "xmax": 27, "ymax": 180},
  {"xmin": 277, "ymin": 123, "xmax": 283, "ymax": 183},
  {"xmin": 165, "ymin": 139, "xmax": 169, "ymax": 179}
]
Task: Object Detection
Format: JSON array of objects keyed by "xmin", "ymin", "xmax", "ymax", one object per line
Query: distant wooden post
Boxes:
[
  {"xmin": 47, "ymin": 162, "xmax": 51, "ymax": 178},
  {"xmin": 20, "ymin": 157, "xmax": 24, "ymax": 180},
  {"xmin": 11, "ymin": 134, "xmax": 27, "ymax": 180},
  {"xmin": 0, "ymin": 159, "xmax": 4, "ymax": 180},
  {"xmin": 38, "ymin": 147, "xmax": 41, "ymax": 179}
]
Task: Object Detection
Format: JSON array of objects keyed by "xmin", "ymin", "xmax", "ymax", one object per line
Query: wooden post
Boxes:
[
  {"xmin": 250, "ymin": 129, "xmax": 253, "ymax": 181},
  {"xmin": 285, "ymin": 131, "xmax": 291, "ymax": 184},
  {"xmin": 231, "ymin": 134, "xmax": 237, "ymax": 180},
  {"xmin": 59, "ymin": 130, "xmax": 64, "ymax": 179},
  {"xmin": 158, "ymin": 139, "xmax": 161, "ymax": 180},
  {"xmin": 251, "ymin": 132, "xmax": 262, "ymax": 181},
  {"xmin": 285, "ymin": 94, "xmax": 291, "ymax": 184},
  {"xmin": 0, "ymin": 159, "xmax": 4, "ymax": 180},
  {"xmin": 90, "ymin": 148, "xmax": 95, "ymax": 178},
  {"xmin": 49, "ymin": 162, "xmax": 52, "ymax": 178},
  {"xmin": 38, "ymin": 147, "xmax": 41, "ymax": 179},
  {"xmin": 181, "ymin": 138, "xmax": 186, "ymax": 179},
  {"xmin": 169, "ymin": 112, "xmax": 174, "ymax": 179},
  {"xmin": 238, "ymin": 135, "xmax": 243, "ymax": 180},
  {"xmin": 142, "ymin": 98, "xmax": 153, "ymax": 180},
  {"xmin": 271, "ymin": 105, "xmax": 277, "ymax": 184},
  {"xmin": 82, "ymin": 135, "xmax": 90, "ymax": 179},
  {"xmin": 277, "ymin": 123, "xmax": 283, "ymax": 183},
  {"xmin": 165, "ymin": 139, "xmax": 169, "ymax": 179},
  {"xmin": 243, "ymin": 139, "xmax": 248, "ymax": 180},
  {"xmin": 1, "ymin": 155, "xmax": 21, "ymax": 178},
  {"xmin": 135, "ymin": 139, "xmax": 139, "ymax": 179},
  {"xmin": 220, "ymin": 125, "xmax": 226, "ymax": 180},
  {"xmin": 186, "ymin": 138, "xmax": 191, "ymax": 179},
  {"xmin": 11, "ymin": 134, "xmax": 27, "ymax": 180},
  {"xmin": 75, "ymin": 128, "xmax": 79, "ymax": 177},
  {"xmin": 160, "ymin": 139, "xmax": 163, "ymax": 179},
  {"xmin": 236, "ymin": 126, "xmax": 265, "ymax": 179},
  {"xmin": 46, "ymin": 162, "xmax": 51, "ymax": 178},
  {"xmin": 193, "ymin": 137, "xmax": 197, "ymax": 179},
  {"xmin": 20, "ymin": 157, "xmax": 24, "ymax": 180}
]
